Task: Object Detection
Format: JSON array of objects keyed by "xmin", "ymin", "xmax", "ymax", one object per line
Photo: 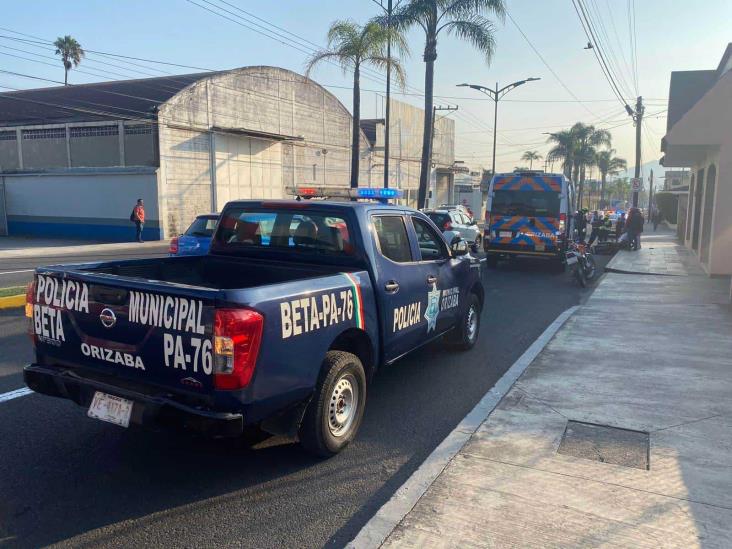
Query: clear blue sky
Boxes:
[{"xmin": 1, "ymin": 0, "xmax": 730, "ymax": 174}]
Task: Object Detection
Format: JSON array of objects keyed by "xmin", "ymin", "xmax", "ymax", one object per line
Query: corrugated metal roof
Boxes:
[{"xmin": 0, "ymin": 72, "xmax": 223, "ymax": 127}]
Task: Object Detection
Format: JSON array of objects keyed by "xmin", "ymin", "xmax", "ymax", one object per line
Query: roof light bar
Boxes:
[{"xmin": 285, "ymin": 186, "xmax": 403, "ymax": 200}]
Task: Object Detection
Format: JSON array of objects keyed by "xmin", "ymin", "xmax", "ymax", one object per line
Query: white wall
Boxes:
[{"xmin": 3, "ymin": 169, "xmax": 160, "ymax": 240}]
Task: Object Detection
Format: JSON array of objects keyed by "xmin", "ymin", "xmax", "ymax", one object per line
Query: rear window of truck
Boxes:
[
  {"xmin": 491, "ymin": 190, "xmax": 561, "ymax": 217},
  {"xmin": 214, "ymin": 208, "xmax": 354, "ymax": 255}
]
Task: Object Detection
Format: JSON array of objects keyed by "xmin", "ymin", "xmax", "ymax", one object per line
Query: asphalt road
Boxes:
[{"xmin": 0, "ymin": 253, "xmax": 610, "ymax": 548}]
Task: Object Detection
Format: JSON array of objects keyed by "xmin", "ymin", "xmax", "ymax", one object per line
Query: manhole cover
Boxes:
[{"xmin": 557, "ymin": 421, "xmax": 649, "ymax": 470}]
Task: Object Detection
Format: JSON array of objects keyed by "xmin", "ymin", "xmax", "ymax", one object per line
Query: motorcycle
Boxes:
[{"xmin": 565, "ymin": 240, "xmax": 597, "ymax": 287}]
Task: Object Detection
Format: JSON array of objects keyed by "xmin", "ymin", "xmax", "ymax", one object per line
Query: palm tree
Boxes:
[
  {"xmin": 54, "ymin": 35, "xmax": 85, "ymax": 85},
  {"xmin": 521, "ymin": 150, "xmax": 542, "ymax": 170},
  {"xmin": 546, "ymin": 129, "xmax": 576, "ymax": 179},
  {"xmin": 567, "ymin": 123, "xmax": 610, "ymax": 208},
  {"xmin": 595, "ymin": 149, "xmax": 627, "ymax": 208},
  {"xmin": 388, "ymin": 0, "xmax": 505, "ymax": 208},
  {"xmin": 307, "ymin": 21, "xmax": 405, "ymax": 189}
]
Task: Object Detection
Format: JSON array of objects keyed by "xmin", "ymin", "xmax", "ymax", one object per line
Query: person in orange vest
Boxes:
[{"xmin": 131, "ymin": 198, "xmax": 145, "ymax": 242}]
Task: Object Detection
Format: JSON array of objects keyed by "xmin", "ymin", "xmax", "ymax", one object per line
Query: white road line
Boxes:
[
  {"xmin": 0, "ymin": 387, "xmax": 33, "ymax": 403},
  {"xmin": 348, "ymin": 305, "xmax": 581, "ymax": 549},
  {"xmin": 0, "ymin": 269, "xmax": 34, "ymax": 276}
]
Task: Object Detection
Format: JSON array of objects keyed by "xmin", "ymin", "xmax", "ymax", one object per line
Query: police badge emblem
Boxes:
[{"xmin": 424, "ymin": 282, "xmax": 440, "ymax": 332}]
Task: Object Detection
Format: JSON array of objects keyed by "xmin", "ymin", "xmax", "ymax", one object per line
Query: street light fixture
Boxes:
[{"xmin": 457, "ymin": 78, "xmax": 541, "ymax": 178}]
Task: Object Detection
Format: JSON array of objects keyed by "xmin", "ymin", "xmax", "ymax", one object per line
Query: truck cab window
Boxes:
[
  {"xmin": 372, "ymin": 215, "xmax": 412, "ymax": 263},
  {"xmin": 412, "ymin": 217, "xmax": 449, "ymax": 261}
]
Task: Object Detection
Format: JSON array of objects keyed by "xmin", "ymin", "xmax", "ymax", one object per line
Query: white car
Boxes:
[{"xmin": 425, "ymin": 209, "xmax": 482, "ymax": 252}]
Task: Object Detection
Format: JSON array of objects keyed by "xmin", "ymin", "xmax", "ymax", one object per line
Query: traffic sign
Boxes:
[{"xmin": 631, "ymin": 178, "xmax": 642, "ymax": 192}]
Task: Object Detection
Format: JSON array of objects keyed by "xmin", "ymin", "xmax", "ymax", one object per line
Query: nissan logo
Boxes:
[{"xmin": 99, "ymin": 308, "xmax": 117, "ymax": 328}]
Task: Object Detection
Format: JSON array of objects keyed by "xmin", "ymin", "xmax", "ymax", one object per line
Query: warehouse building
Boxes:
[{"xmin": 0, "ymin": 66, "xmax": 455, "ymax": 240}]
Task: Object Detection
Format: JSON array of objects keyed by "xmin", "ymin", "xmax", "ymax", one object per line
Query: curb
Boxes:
[
  {"xmin": 0, "ymin": 294, "xmax": 25, "ymax": 309},
  {"xmin": 347, "ymin": 305, "xmax": 581, "ymax": 549}
]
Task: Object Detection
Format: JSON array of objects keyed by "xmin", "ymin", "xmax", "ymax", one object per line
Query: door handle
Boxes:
[
  {"xmin": 426, "ymin": 275, "xmax": 437, "ymax": 285},
  {"xmin": 384, "ymin": 281, "xmax": 400, "ymax": 293}
]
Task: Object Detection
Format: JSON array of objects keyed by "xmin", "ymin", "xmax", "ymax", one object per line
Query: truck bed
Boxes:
[{"xmin": 80, "ymin": 254, "xmax": 350, "ymax": 290}]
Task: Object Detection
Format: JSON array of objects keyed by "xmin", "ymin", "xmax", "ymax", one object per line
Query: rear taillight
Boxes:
[
  {"xmin": 25, "ymin": 280, "xmax": 36, "ymax": 342},
  {"xmin": 443, "ymin": 221, "xmax": 453, "ymax": 230},
  {"xmin": 169, "ymin": 237, "xmax": 179, "ymax": 254},
  {"xmin": 213, "ymin": 308, "xmax": 263, "ymax": 390},
  {"xmin": 559, "ymin": 213, "xmax": 566, "ymax": 233}
]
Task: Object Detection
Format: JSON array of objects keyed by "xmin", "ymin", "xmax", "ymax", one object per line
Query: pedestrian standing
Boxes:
[
  {"xmin": 131, "ymin": 198, "xmax": 145, "ymax": 243},
  {"xmin": 627, "ymin": 207, "xmax": 644, "ymax": 251},
  {"xmin": 575, "ymin": 209, "xmax": 587, "ymax": 242},
  {"xmin": 587, "ymin": 211, "xmax": 601, "ymax": 246}
]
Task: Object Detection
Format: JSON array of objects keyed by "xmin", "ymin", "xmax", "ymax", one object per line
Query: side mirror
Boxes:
[{"xmin": 451, "ymin": 239, "xmax": 469, "ymax": 256}]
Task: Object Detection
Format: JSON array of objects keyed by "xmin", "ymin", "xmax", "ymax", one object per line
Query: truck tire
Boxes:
[
  {"xmin": 449, "ymin": 293, "xmax": 481, "ymax": 351},
  {"xmin": 299, "ymin": 351, "xmax": 367, "ymax": 457}
]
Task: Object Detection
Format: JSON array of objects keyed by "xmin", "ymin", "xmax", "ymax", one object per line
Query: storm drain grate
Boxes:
[{"xmin": 557, "ymin": 421, "xmax": 650, "ymax": 470}]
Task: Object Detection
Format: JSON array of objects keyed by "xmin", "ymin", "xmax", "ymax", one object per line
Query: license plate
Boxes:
[
  {"xmin": 88, "ymin": 391, "xmax": 133, "ymax": 428},
  {"xmin": 566, "ymin": 255, "xmax": 578, "ymax": 265},
  {"xmin": 499, "ymin": 231, "xmax": 512, "ymax": 238},
  {"xmin": 535, "ymin": 242, "xmax": 546, "ymax": 251}
]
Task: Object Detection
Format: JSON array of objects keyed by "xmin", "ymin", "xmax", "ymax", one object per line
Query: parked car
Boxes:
[
  {"xmin": 169, "ymin": 214, "xmax": 219, "ymax": 256},
  {"xmin": 439, "ymin": 204, "xmax": 474, "ymax": 221},
  {"xmin": 24, "ymin": 191, "xmax": 484, "ymax": 457},
  {"xmin": 425, "ymin": 209, "xmax": 482, "ymax": 252}
]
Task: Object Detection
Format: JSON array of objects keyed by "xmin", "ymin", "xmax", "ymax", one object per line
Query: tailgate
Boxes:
[
  {"xmin": 30, "ymin": 270, "xmax": 218, "ymax": 393},
  {"xmin": 490, "ymin": 215, "xmax": 560, "ymax": 251}
]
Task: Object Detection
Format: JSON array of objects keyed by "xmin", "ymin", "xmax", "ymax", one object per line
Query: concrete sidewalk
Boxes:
[
  {"xmin": 0, "ymin": 237, "xmax": 167, "ymax": 259},
  {"xmin": 372, "ymin": 230, "xmax": 732, "ymax": 548}
]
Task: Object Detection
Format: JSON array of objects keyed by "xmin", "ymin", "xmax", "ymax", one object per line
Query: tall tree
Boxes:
[
  {"xmin": 546, "ymin": 129, "xmax": 576, "ymax": 179},
  {"xmin": 388, "ymin": 0, "xmax": 505, "ymax": 208},
  {"xmin": 595, "ymin": 149, "xmax": 627, "ymax": 208},
  {"xmin": 306, "ymin": 20, "xmax": 406, "ymax": 188},
  {"xmin": 521, "ymin": 150, "xmax": 542, "ymax": 170},
  {"xmin": 54, "ymin": 35, "xmax": 85, "ymax": 85},
  {"xmin": 567, "ymin": 123, "xmax": 610, "ymax": 208}
]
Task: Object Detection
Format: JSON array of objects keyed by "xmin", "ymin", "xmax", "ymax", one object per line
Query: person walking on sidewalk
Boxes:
[
  {"xmin": 652, "ymin": 208, "xmax": 661, "ymax": 231},
  {"xmin": 626, "ymin": 207, "xmax": 644, "ymax": 251},
  {"xmin": 131, "ymin": 198, "xmax": 145, "ymax": 243},
  {"xmin": 615, "ymin": 212, "xmax": 626, "ymax": 240}
]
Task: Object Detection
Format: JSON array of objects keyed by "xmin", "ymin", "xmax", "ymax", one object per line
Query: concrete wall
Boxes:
[
  {"xmin": 21, "ymin": 127, "xmax": 67, "ymax": 169},
  {"xmin": 3, "ymin": 168, "xmax": 160, "ymax": 241},
  {"xmin": 367, "ymin": 99, "xmax": 456, "ymax": 207},
  {"xmin": 157, "ymin": 67, "xmax": 372, "ymax": 238},
  {"xmin": 124, "ymin": 124, "xmax": 157, "ymax": 166},
  {"xmin": 69, "ymin": 125, "xmax": 120, "ymax": 167},
  {"xmin": 0, "ymin": 130, "xmax": 19, "ymax": 170},
  {"xmin": 0, "ymin": 121, "xmax": 159, "ymax": 172}
]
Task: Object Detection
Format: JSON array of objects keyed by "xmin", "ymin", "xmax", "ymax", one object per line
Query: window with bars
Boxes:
[
  {"xmin": 0, "ymin": 130, "xmax": 16, "ymax": 141},
  {"xmin": 22, "ymin": 128, "xmax": 67, "ymax": 140},
  {"xmin": 124, "ymin": 124, "xmax": 153, "ymax": 136},
  {"xmin": 70, "ymin": 125, "xmax": 119, "ymax": 138}
]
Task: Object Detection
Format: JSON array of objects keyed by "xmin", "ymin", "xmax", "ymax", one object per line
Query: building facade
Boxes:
[
  {"xmin": 661, "ymin": 44, "xmax": 732, "ymax": 276},
  {"xmin": 0, "ymin": 67, "xmax": 454, "ymax": 240}
]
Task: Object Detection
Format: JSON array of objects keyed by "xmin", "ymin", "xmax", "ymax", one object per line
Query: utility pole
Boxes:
[
  {"xmin": 630, "ymin": 96, "xmax": 644, "ymax": 207},
  {"xmin": 383, "ymin": 0, "xmax": 392, "ymax": 189},
  {"xmin": 648, "ymin": 169, "xmax": 654, "ymax": 221},
  {"xmin": 429, "ymin": 105, "xmax": 458, "ymax": 208}
]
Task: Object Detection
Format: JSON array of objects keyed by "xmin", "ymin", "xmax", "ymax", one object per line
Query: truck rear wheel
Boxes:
[{"xmin": 299, "ymin": 351, "xmax": 366, "ymax": 457}]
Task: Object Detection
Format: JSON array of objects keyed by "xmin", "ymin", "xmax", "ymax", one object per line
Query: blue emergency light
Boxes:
[{"xmin": 286, "ymin": 186, "xmax": 403, "ymax": 200}]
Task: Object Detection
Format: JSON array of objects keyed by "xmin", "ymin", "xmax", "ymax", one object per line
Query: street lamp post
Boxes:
[{"xmin": 457, "ymin": 78, "xmax": 540, "ymax": 177}]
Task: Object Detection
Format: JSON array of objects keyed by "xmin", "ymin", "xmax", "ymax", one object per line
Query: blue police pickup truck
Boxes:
[{"xmin": 23, "ymin": 193, "xmax": 484, "ymax": 456}]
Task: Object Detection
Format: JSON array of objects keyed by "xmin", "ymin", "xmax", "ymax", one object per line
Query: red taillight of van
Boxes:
[
  {"xmin": 169, "ymin": 237, "xmax": 179, "ymax": 255},
  {"xmin": 213, "ymin": 308, "xmax": 263, "ymax": 390},
  {"xmin": 443, "ymin": 221, "xmax": 453, "ymax": 231}
]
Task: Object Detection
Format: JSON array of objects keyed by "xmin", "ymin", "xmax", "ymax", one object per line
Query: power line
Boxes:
[
  {"xmin": 571, "ymin": 0, "xmax": 629, "ymax": 110},
  {"xmin": 505, "ymin": 10, "xmax": 600, "ymax": 118}
]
